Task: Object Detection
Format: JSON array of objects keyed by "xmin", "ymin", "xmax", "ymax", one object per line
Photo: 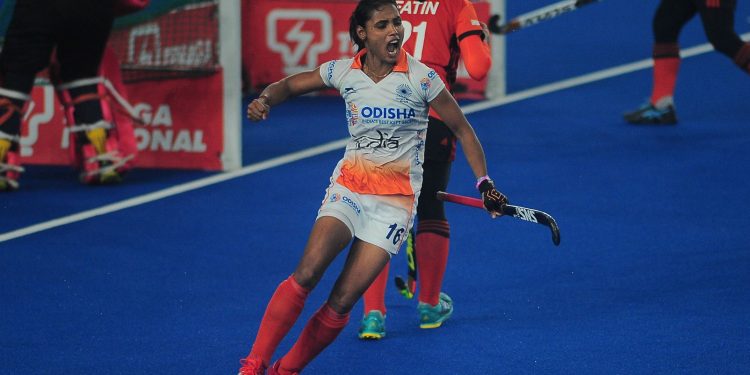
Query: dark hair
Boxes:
[{"xmin": 348, "ymin": 0, "xmax": 398, "ymax": 51}]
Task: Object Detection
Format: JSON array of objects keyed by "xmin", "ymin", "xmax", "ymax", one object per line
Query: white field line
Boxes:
[
  {"xmin": 0, "ymin": 139, "xmax": 347, "ymax": 243},
  {"xmin": 463, "ymin": 31, "xmax": 750, "ymax": 112},
  {"xmin": 2, "ymin": 32, "xmax": 748, "ymax": 244}
]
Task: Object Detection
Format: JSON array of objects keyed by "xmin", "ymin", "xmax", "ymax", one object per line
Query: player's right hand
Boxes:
[
  {"xmin": 247, "ymin": 96, "xmax": 270, "ymax": 121},
  {"xmin": 477, "ymin": 178, "xmax": 508, "ymax": 218}
]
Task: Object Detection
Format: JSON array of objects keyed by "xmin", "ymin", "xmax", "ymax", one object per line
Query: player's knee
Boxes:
[
  {"xmin": 652, "ymin": 19, "xmax": 682, "ymax": 43},
  {"xmin": 326, "ymin": 291, "xmax": 357, "ymax": 314},
  {"xmin": 704, "ymin": 27, "xmax": 742, "ymax": 58},
  {"xmin": 417, "ymin": 193, "xmax": 446, "ymax": 219},
  {"xmin": 291, "ymin": 268, "xmax": 322, "ymax": 291},
  {"xmin": 734, "ymin": 43, "xmax": 750, "ymax": 73}
]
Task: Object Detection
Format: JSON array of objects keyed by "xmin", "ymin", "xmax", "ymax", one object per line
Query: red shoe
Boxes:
[
  {"xmin": 238, "ymin": 355, "xmax": 267, "ymax": 375},
  {"xmin": 268, "ymin": 360, "xmax": 299, "ymax": 375}
]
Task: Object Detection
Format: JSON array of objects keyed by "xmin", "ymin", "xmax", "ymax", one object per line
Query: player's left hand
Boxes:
[
  {"xmin": 247, "ymin": 96, "xmax": 270, "ymax": 121},
  {"xmin": 477, "ymin": 178, "xmax": 508, "ymax": 218}
]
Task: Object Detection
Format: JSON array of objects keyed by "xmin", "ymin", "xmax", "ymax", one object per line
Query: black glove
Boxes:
[{"xmin": 477, "ymin": 178, "xmax": 508, "ymax": 215}]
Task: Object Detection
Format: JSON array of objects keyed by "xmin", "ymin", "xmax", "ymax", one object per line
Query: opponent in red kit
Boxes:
[
  {"xmin": 624, "ymin": 0, "xmax": 750, "ymax": 124},
  {"xmin": 358, "ymin": 0, "xmax": 493, "ymax": 339}
]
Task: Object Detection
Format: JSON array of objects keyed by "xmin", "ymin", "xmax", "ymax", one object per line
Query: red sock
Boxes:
[
  {"xmin": 247, "ymin": 275, "xmax": 310, "ymax": 367},
  {"xmin": 277, "ymin": 302, "xmax": 350, "ymax": 373},
  {"xmin": 650, "ymin": 43, "xmax": 680, "ymax": 105},
  {"xmin": 415, "ymin": 220, "xmax": 450, "ymax": 306},
  {"xmin": 734, "ymin": 43, "xmax": 750, "ymax": 74},
  {"xmin": 362, "ymin": 262, "xmax": 389, "ymax": 315}
]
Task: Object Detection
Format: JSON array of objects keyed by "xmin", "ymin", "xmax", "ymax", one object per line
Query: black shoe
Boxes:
[{"xmin": 624, "ymin": 102, "xmax": 677, "ymax": 125}]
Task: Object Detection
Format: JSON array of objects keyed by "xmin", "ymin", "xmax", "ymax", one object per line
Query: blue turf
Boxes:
[{"xmin": 2, "ymin": 1, "xmax": 750, "ymax": 374}]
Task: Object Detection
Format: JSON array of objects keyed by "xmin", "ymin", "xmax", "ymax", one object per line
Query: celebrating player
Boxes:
[
  {"xmin": 238, "ymin": 1, "xmax": 507, "ymax": 373},
  {"xmin": 358, "ymin": 0, "xmax": 493, "ymax": 339},
  {"xmin": 624, "ymin": 0, "xmax": 750, "ymax": 124}
]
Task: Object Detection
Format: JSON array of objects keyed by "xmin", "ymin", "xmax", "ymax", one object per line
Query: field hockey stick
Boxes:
[
  {"xmin": 436, "ymin": 191, "xmax": 561, "ymax": 246},
  {"xmin": 488, "ymin": 0, "xmax": 601, "ymax": 35},
  {"xmin": 393, "ymin": 228, "xmax": 417, "ymax": 299}
]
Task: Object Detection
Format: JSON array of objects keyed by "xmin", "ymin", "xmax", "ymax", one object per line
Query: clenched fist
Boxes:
[
  {"xmin": 477, "ymin": 177, "xmax": 508, "ymax": 218},
  {"xmin": 247, "ymin": 95, "xmax": 270, "ymax": 121}
]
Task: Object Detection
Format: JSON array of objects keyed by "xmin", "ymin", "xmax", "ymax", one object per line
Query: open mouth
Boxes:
[{"xmin": 386, "ymin": 39, "xmax": 400, "ymax": 56}]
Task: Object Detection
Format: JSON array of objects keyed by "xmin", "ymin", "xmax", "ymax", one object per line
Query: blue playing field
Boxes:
[{"xmin": 2, "ymin": 1, "xmax": 749, "ymax": 374}]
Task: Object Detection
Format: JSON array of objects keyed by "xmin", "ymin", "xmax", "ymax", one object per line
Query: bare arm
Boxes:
[
  {"xmin": 247, "ymin": 67, "xmax": 328, "ymax": 121},
  {"xmin": 429, "ymin": 88, "xmax": 508, "ymax": 216},
  {"xmin": 429, "ymin": 88, "xmax": 488, "ymax": 179}
]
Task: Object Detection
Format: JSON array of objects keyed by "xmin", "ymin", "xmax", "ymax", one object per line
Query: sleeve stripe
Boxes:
[{"xmin": 457, "ymin": 29, "xmax": 484, "ymax": 42}]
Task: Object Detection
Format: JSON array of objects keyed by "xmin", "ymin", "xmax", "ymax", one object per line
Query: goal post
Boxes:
[
  {"xmin": 218, "ymin": 0, "xmax": 243, "ymax": 170},
  {"xmin": 486, "ymin": 0, "xmax": 506, "ymax": 99}
]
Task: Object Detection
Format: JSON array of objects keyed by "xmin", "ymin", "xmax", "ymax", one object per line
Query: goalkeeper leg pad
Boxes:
[
  {"xmin": 56, "ymin": 78, "xmax": 134, "ymax": 184},
  {"xmin": 0, "ymin": 92, "xmax": 27, "ymax": 191}
]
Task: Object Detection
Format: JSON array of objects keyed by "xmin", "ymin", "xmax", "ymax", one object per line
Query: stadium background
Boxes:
[{"xmin": 1, "ymin": 0, "xmax": 749, "ymax": 374}]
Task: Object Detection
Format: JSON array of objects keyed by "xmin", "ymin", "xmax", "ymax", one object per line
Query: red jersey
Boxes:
[{"xmin": 398, "ymin": 0, "xmax": 485, "ymax": 90}]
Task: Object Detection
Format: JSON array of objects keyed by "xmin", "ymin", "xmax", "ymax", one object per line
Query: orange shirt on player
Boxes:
[{"xmin": 399, "ymin": 0, "xmax": 491, "ymax": 93}]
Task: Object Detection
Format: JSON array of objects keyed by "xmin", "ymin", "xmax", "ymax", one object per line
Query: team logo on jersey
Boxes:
[
  {"xmin": 341, "ymin": 195, "xmax": 361, "ymax": 215},
  {"xmin": 413, "ymin": 129, "xmax": 425, "ymax": 166},
  {"xmin": 346, "ymin": 102, "xmax": 359, "ymax": 127},
  {"xmin": 420, "ymin": 77, "xmax": 431, "ymax": 92},
  {"xmin": 395, "ymin": 84, "xmax": 413, "ymax": 103},
  {"xmin": 326, "ymin": 61, "xmax": 336, "ymax": 81},
  {"xmin": 329, "ymin": 193, "xmax": 341, "ymax": 203},
  {"xmin": 353, "ymin": 130, "xmax": 400, "ymax": 150},
  {"xmin": 360, "ymin": 106, "xmax": 415, "ymax": 119}
]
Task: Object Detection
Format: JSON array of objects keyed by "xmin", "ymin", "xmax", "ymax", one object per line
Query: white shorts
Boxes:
[{"xmin": 317, "ymin": 182, "xmax": 418, "ymax": 256}]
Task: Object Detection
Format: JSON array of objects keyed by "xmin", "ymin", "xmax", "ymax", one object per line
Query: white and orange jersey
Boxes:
[{"xmin": 319, "ymin": 48, "xmax": 445, "ymax": 196}]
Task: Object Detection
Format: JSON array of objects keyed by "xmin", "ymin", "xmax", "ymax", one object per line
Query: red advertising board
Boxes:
[{"xmin": 243, "ymin": 0, "xmax": 491, "ymax": 99}]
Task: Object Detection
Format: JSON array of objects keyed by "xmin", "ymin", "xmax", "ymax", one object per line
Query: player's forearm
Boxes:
[
  {"xmin": 258, "ymin": 79, "xmax": 293, "ymax": 107},
  {"xmin": 430, "ymin": 89, "xmax": 490, "ymax": 178},
  {"xmin": 259, "ymin": 70, "xmax": 324, "ymax": 107},
  {"xmin": 455, "ymin": 126, "xmax": 489, "ymax": 179}
]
